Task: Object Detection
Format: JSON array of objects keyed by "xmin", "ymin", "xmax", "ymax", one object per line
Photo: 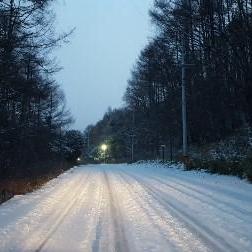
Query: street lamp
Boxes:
[
  {"xmin": 101, "ymin": 144, "xmax": 107, "ymax": 152},
  {"xmin": 101, "ymin": 144, "xmax": 108, "ymax": 163}
]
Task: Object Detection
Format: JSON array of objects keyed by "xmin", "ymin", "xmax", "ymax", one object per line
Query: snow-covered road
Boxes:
[{"xmin": 0, "ymin": 163, "xmax": 252, "ymax": 252}]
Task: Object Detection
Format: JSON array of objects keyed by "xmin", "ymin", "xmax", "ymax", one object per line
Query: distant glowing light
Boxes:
[
  {"xmin": 77, "ymin": 157, "xmax": 81, "ymax": 161},
  {"xmin": 101, "ymin": 144, "xmax": 108, "ymax": 151}
]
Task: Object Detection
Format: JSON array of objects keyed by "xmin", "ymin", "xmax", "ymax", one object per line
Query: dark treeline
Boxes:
[
  {"xmin": 86, "ymin": 0, "xmax": 252, "ymax": 176},
  {"xmin": 0, "ymin": 0, "xmax": 83, "ymax": 179}
]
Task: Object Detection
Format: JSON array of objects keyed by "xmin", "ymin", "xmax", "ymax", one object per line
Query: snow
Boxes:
[{"xmin": 0, "ymin": 163, "xmax": 252, "ymax": 252}]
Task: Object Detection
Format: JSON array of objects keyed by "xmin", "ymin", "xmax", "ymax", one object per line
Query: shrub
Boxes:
[
  {"xmin": 241, "ymin": 153, "xmax": 252, "ymax": 182},
  {"xmin": 185, "ymin": 158, "xmax": 244, "ymax": 178}
]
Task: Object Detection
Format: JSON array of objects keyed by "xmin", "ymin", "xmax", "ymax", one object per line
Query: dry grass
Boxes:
[{"xmin": 0, "ymin": 172, "xmax": 62, "ymax": 204}]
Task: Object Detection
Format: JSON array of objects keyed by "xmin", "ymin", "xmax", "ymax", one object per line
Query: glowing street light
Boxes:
[
  {"xmin": 77, "ymin": 157, "xmax": 81, "ymax": 162},
  {"xmin": 101, "ymin": 144, "xmax": 108, "ymax": 163},
  {"xmin": 101, "ymin": 144, "xmax": 108, "ymax": 151}
]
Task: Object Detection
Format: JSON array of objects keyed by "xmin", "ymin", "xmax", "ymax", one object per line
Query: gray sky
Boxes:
[{"xmin": 54, "ymin": 0, "xmax": 153, "ymax": 130}]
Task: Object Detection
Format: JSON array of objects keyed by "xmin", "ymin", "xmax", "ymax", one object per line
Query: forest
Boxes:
[
  {"xmin": 1, "ymin": 0, "xmax": 252, "ymax": 189},
  {"xmin": 0, "ymin": 0, "xmax": 84, "ymax": 185},
  {"xmin": 86, "ymin": 0, "xmax": 252, "ymax": 180}
]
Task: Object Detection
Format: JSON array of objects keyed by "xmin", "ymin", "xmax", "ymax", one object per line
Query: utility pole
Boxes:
[
  {"xmin": 131, "ymin": 134, "xmax": 134, "ymax": 162},
  {"xmin": 131, "ymin": 110, "xmax": 135, "ymax": 162},
  {"xmin": 87, "ymin": 130, "xmax": 90, "ymax": 155},
  {"xmin": 181, "ymin": 0, "xmax": 190, "ymax": 157},
  {"xmin": 160, "ymin": 145, "xmax": 166, "ymax": 162},
  {"xmin": 182, "ymin": 53, "xmax": 187, "ymax": 157}
]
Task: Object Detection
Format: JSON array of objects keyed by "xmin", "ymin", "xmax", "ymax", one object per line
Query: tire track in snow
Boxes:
[
  {"xmin": 34, "ymin": 171, "xmax": 92, "ymax": 252},
  {"xmin": 88, "ymin": 170, "xmax": 107, "ymax": 252},
  {"xmin": 140, "ymin": 174, "xmax": 252, "ymax": 223},
  {"xmin": 118, "ymin": 171, "xmax": 199, "ymax": 252},
  {"xmin": 103, "ymin": 169, "xmax": 129, "ymax": 252},
  {"xmin": 153, "ymin": 173, "xmax": 252, "ymax": 215},
  {"xmin": 160, "ymin": 170, "xmax": 252, "ymax": 202},
  {"xmin": 91, "ymin": 216, "xmax": 103, "ymax": 252},
  {"xmin": 51, "ymin": 168, "xmax": 104, "ymax": 252},
  {"xmin": 122, "ymin": 170, "xmax": 240, "ymax": 252},
  {"xmin": 0, "ymin": 169, "xmax": 84, "ymax": 231},
  {"xmin": 0, "ymin": 170, "xmax": 90, "ymax": 251}
]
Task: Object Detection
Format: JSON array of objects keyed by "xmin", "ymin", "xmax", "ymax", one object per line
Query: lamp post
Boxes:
[{"xmin": 101, "ymin": 144, "xmax": 108, "ymax": 163}]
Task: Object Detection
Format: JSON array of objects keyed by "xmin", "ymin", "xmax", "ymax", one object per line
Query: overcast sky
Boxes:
[{"xmin": 54, "ymin": 0, "xmax": 153, "ymax": 130}]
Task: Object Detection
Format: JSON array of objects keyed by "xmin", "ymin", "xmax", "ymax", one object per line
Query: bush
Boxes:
[
  {"xmin": 185, "ymin": 158, "xmax": 244, "ymax": 178},
  {"xmin": 241, "ymin": 153, "xmax": 252, "ymax": 182}
]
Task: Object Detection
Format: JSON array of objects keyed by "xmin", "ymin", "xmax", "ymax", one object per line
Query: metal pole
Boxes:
[
  {"xmin": 170, "ymin": 136, "xmax": 173, "ymax": 161},
  {"xmin": 182, "ymin": 53, "xmax": 187, "ymax": 156},
  {"xmin": 131, "ymin": 136, "xmax": 134, "ymax": 162},
  {"xmin": 160, "ymin": 145, "xmax": 165, "ymax": 162},
  {"xmin": 181, "ymin": 0, "xmax": 189, "ymax": 157},
  {"xmin": 87, "ymin": 131, "xmax": 90, "ymax": 154},
  {"xmin": 131, "ymin": 110, "xmax": 135, "ymax": 162}
]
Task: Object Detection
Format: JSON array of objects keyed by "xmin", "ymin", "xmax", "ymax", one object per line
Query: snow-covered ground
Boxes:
[{"xmin": 0, "ymin": 163, "xmax": 252, "ymax": 252}]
